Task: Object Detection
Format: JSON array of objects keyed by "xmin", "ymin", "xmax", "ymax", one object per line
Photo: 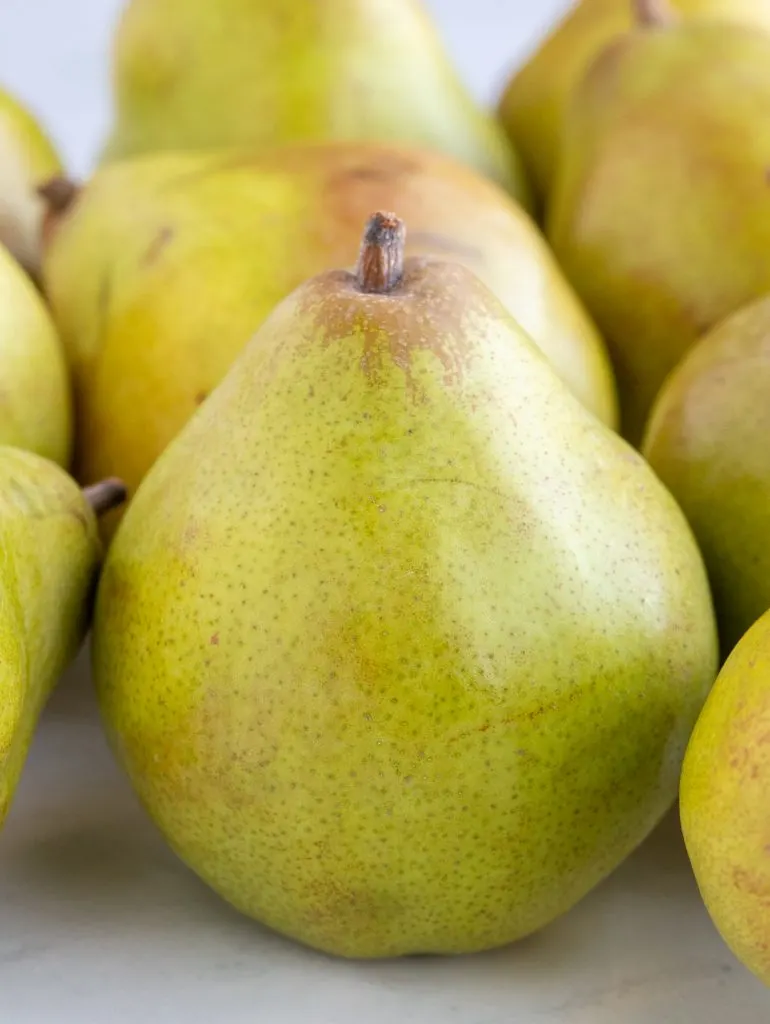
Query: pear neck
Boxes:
[{"xmin": 355, "ymin": 212, "xmax": 406, "ymax": 294}]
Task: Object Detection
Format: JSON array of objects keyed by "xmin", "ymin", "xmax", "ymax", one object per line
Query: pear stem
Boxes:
[
  {"xmin": 356, "ymin": 212, "xmax": 406, "ymax": 294},
  {"xmin": 632, "ymin": 0, "xmax": 676, "ymax": 26},
  {"xmin": 37, "ymin": 176, "xmax": 81, "ymax": 216},
  {"xmin": 82, "ymin": 478, "xmax": 127, "ymax": 518}
]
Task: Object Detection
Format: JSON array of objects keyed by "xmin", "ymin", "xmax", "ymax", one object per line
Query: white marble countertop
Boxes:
[{"xmin": 1, "ymin": 2, "xmax": 769, "ymax": 1020}]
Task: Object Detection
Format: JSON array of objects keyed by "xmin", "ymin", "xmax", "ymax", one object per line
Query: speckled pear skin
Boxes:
[
  {"xmin": 496, "ymin": 0, "xmax": 770, "ymax": 206},
  {"xmin": 0, "ymin": 241, "xmax": 72, "ymax": 467},
  {"xmin": 41, "ymin": 141, "xmax": 615, "ymax": 529},
  {"xmin": 546, "ymin": 19, "xmax": 770, "ymax": 445},
  {"xmin": 0, "ymin": 86, "xmax": 62, "ymax": 278},
  {"xmin": 0, "ymin": 447, "xmax": 105, "ymax": 827},
  {"xmin": 93, "ymin": 244, "xmax": 717, "ymax": 958},
  {"xmin": 101, "ymin": 0, "xmax": 531, "ymax": 208},
  {"xmin": 643, "ymin": 296, "xmax": 770, "ymax": 656},
  {"xmin": 680, "ymin": 608, "xmax": 770, "ymax": 988}
]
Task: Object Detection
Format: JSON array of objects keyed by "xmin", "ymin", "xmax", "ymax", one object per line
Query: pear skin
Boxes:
[
  {"xmin": 0, "ymin": 241, "xmax": 72, "ymax": 466},
  {"xmin": 547, "ymin": 14, "xmax": 770, "ymax": 444},
  {"xmin": 92, "ymin": 213, "xmax": 717, "ymax": 959},
  {"xmin": 643, "ymin": 295, "xmax": 770, "ymax": 656},
  {"xmin": 0, "ymin": 449, "xmax": 124, "ymax": 826},
  {"xmin": 680, "ymin": 608, "xmax": 770, "ymax": 988},
  {"xmin": 41, "ymin": 142, "xmax": 616, "ymax": 532},
  {"xmin": 102, "ymin": 0, "xmax": 531, "ymax": 208},
  {"xmin": 497, "ymin": 0, "xmax": 770, "ymax": 206},
  {"xmin": 0, "ymin": 86, "xmax": 62, "ymax": 279}
]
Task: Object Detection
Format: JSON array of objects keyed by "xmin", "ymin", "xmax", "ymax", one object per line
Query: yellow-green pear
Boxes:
[
  {"xmin": 497, "ymin": 0, "xmax": 770, "ymax": 206},
  {"xmin": 92, "ymin": 213, "xmax": 717, "ymax": 959},
  {"xmin": 0, "ymin": 240, "xmax": 72, "ymax": 466},
  {"xmin": 0, "ymin": 450, "xmax": 124, "ymax": 827},
  {"xmin": 547, "ymin": 7, "xmax": 770, "ymax": 444},
  {"xmin": 102, "ymin": 0, "xmax": 532, "ymax": 208},
  {"xmin": 0, "ymin": 86, "xmax": 63, "ymax": 279},
  {"xmin": 41, "ymin": 141, "xmax": 616, "ymax": 529},
  {"xmin": 643, "ymin": 296, "xmax": 770, "ymax": 656},
  {"xmin": 680, "ymin": 607, "xmax": 770, "ymax": 988}
]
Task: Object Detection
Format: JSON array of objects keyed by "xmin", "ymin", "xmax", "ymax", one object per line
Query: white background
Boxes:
[{"xmin": 1, "ymin": 2, "xmax": 769, "ymax": 1022}]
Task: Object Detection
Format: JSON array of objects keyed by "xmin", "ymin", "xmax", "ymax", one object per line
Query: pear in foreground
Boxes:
[
  {"xmin": 497, "ymin": 0, "xmax": 770, "ymax": 206},
  {"xmin": 547, "ymin": 5, "xmax": 770, "ymax": 444},
  {"xmin": 0, "ymin": 86, "xmax": 62, "ymax": 279},
  {"xmin": 0, "ymin": 450, "xmax": 124, "ymax": 827},
  {"xmin": 681, "ymin": 608, "xmax": 770, "ymax": 989},
  {"xmin": 102, "ymin": 0, "xmax": 531, "ymax": 207},
  {"xmin": 93, "ymin": 213, "xmax": 717, "ymax": 958},
  {"xmin": 0, "ymin": 241, "xmax": 72, "ymax": 466},
  {"xmin": 41, "ymin": 141, "xmax": 615, "ymax": 529},
  {"xmin": 643, "ymin": 295, "xmax": 770, "ymax": 656}
]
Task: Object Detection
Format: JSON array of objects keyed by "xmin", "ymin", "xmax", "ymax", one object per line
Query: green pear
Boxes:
[
  {"xmin": 0, "ymin": 449, "xmax": 124, "ymax": 827},
  {"xmin": 101, "ymin": 0, "xmax": 531, "ymax": 208},
  {"xmin": 40, "ymin": 141, "xmax": 616, "ymax": 529},
  {"xmin": 497, "ymin": 0, "xmax": 770, "ymax": 206},
  {"xmin": 546, "ymin": 6, "xmax": 770, "ymax": 444},
  {"xmin": 0, "ymin": 240, "xmax": 72, "ymax": 466},
  {"xmin": 680, "ymin": 607, "xmax": 770, "ymax": 988},
  {"xmin": 92, "ymin": 212, "xmax": 717, "ymax": 959},
  {"xmin": 643, "ymin": 296, "xmax": 770, "ymax": 656},
  {"xmin": 0, "ymin": 85, "xmax": 62, "ymax": 279}
]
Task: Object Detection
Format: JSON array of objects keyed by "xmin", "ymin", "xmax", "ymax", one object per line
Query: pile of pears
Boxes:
[{"xmin": 2, "ymin": 0, "xmax": 770, "ymax": 995}]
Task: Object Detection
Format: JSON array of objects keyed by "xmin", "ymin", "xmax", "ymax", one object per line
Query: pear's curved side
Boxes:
[
  {"xmin": 0, "ymin": 447, "xmax": 109, "ymax": 829},
  {"xmin": 642, "ymin": 294, "xmax": 770, "ymax": 653},
  {"xmin": 0, "ymin": 87, "xmax": 63, "ymax": 278},
  {"xmin": 0, "ymin": 242, "xmax": 72, "ymax": 466},
  {"xmin": 680, "ymin": 609, "xmax": 770, "ymax": 988}
]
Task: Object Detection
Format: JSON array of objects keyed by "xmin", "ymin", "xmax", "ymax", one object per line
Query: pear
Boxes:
[
  {"xmin": 546, "ymin": 6, "xmax": 770, "ymax": 444},
  {"xmin": 41, "ymin": 141, "xmax": 616, "ymax": 528},
  {"xmin": 0, "ymin": 86, "xmax": 63, "ymax": 279},
  {"xmin": 497, "ymin": 0, "xmax": 770, "ymax": 206},
  {"xmin": 0, "ymin": 449, "xmax": 124, "ymax": 827},
  {"xmin": 0, "ymin": 240, "xmax": 72, "ymax": 466},
  {"xmin": 680, "ymin": 607, "xmax": 770, "ymax": 988},
  {"xmin": 101, "ymin": 0, "xmax": 531, "ymax": 209},
  {"xmin": 642, "ymin": 295, "xmax": 770, "ymax": 656},
  {"xmin": 92, "ymin": 212, "xmax": 717, "ymax": 959}
]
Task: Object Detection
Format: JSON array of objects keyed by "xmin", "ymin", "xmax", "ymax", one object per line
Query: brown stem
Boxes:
[
  {"xmin": 37, "ymin": 176, "xmax": 81, "ymax": 216},
  {"xmin": 355, "ymin": 212, "xmax": 406, "ymax": 294},
  {"xmin": 632, "ymin": 0, "xmax": 676, "ymax": 26},
  {"xmin": 83, "ymin": 478, "xmax": 127, "ymax": 518}
]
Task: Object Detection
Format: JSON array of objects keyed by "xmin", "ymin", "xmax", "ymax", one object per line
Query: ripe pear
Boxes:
[
  {"xmin": 642, "ymin": 296, "xmax": 770, "ymax": 656},
  {"xmin": 547, "ymin": 7, "xmax": 770, "ymax": 444},
  {"xmin": 497, "ymin": 0, "xmax": 770, "ymax": 205},
  {"xmin": 680, "ymin": 607, "xmax": 770, "ymax": 988},
  {"xmin": 0, "ymin": 85, "xmax": 63, "ymax": 279},
  {"xmin": 0, "ymin": 240, "xmax": 72, "ymax": 466},
  {"xmin": 101, "ymin": 0, "xmax": 531, "ymax": 209},
  {"xmin": 41, "ymin": 141, "xmax": 616, "ymax": 528},
  {"xmin": 0, "ymin": 449, "xmax": 124, "ymax": 827},
  {"xmin": 92, "ymin": 212, "xmax": 717, "ymax": 959}
]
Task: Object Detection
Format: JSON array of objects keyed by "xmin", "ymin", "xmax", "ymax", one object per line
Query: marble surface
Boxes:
[{"xmin": 1, "ymin": 0, "xmax": 769, "ymax": 1020}]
